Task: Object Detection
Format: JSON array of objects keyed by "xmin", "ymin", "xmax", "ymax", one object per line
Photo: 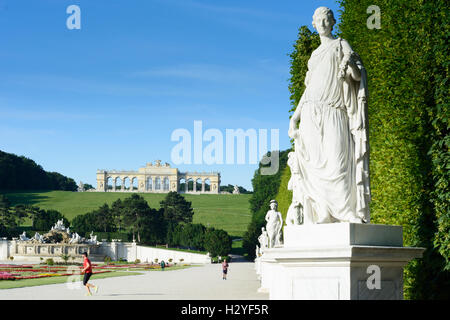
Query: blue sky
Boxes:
[{"xmin": 0, "ymin": 0, "xmax": 341, "ymax": 190}]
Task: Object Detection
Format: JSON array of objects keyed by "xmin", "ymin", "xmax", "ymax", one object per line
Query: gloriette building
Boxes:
[{"xmin": 96, "ymin": 160, "xmax": 220, "ymax": 194}]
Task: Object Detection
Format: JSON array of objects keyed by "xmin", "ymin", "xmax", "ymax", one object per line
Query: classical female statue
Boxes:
[
  {"xmin": 265, "ymin": 200, "xmax": 283, "ymax": 247},
  {"xmin": 288, "ymin": 7, "xmax": 371, "ymax": 224},
  {"xmin": 258, "ymin": 227, "xmax": 269, "ymax": 252}
]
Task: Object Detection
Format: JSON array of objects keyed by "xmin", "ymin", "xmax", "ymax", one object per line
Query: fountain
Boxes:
[{"xmin": 9, "ymin": 220, "xmax": 103, "ymax": 262}]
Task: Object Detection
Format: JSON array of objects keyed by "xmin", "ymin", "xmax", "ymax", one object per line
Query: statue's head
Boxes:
[
  {"xmin": 312, "ymin": 7, "xmax": 336, "ymax": 36},
  {"xmin": 270, "ymin": 200, "xmax": 278, "ymax": 210}
]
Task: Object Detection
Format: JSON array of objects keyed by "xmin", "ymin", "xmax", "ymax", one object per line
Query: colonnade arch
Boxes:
[{"xmin": 96, "ymin": 163, "xmax": 219, "ymax": 194}]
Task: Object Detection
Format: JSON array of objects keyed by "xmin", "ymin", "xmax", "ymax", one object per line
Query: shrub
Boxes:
[
  {"xmin": 104, "ymin": 256, "xmax": 112, "ymax": 265},
  {"xmin": 61, "ymin": 254, "xmax": 69, "ymax": 263},
  {"xmin": 45, "ymin": 258, "xmax": 54, "ymax": 266},
  {"xmin": 204, "ymin": 228, "xmax": 232, "ymax": 257}
]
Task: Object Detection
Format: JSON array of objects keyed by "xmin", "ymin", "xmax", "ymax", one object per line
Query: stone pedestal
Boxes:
[{"xmin": 258, "ymin": 223, "xmax": 424, "ymax": 300}]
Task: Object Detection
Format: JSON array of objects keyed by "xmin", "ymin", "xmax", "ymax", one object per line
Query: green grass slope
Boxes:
[{"xmin": 4, "ymin": 191, "xmax": 252, "ymax": 238}]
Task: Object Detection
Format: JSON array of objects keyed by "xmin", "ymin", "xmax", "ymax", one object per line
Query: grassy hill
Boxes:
[{"xmin": 4, "ymin": 191, "xmax": 252, "ymax": 238}]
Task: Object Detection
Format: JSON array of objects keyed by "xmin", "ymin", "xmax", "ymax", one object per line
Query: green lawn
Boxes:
[
  {"xmin": 0, "ymin": 271, "xmax": 142, "ymax": 289},
  {"xmin": 4, "ymin": 191, "xmax": 252, "ymax": 237}
]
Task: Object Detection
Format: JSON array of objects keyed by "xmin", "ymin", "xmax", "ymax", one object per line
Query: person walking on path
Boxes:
[
  {"xmin": 222, "ymin": 259, "xmax": 229, "ymax": 280},
  {"xmin": 160, "ymin": 260, "xmax": 166, "ymax": 271},
  {"xmin": 81, "ymin": 252, "xmax": 98, "ymax": 296}
]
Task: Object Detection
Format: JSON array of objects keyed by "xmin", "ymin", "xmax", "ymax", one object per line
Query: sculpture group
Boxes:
[{"xmin": 18, "ymin": 220, "xmax": 98, "ymax": 245}]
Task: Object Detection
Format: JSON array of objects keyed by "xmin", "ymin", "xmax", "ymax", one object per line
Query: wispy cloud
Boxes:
[
  {"xmin": 0, "ymin": 109, "xmax": 100, "ymax": 121},
  {"xmin": 0, "ymin": 73, "xmax": 217, "ymax": 98},
  {"xmin": 129, "ymin": 63, "xmax": 254, "ymax": 83}
]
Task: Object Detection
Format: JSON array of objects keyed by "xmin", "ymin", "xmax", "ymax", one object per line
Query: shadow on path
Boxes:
[{"xmin": 100, "ymin": 293, "xmax": 164, "ymax": 297}]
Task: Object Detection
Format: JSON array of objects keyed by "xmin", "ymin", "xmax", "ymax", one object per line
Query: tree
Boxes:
[
  {"xmin": 83, "ymin": 183, "xmax": 94, "ymax": 191},
  {"xmin": 204, "ymin": 227, "xmax": 232, "ymax": 257},
  {"xmin": 243, "ymin": 150, "xmax": 289, "ymax": 259},
  {"xmin": 111, "ymin": 198, "xmax": 125, "ymax": 232},
  {"xmin": 33, "ymin": 209, "xmax": 69, "ymax": 231},
  {"xmin": 0, "ymin": 150, "xmax": 77, "ymax": 191},
  {"xmin": 122, "ymin": 194, "xmax": 152, "ymax": 243},
  {"xmin": 219, "ymin": 184, "xmax": 251, "ymax": 194},
  {"xmin": 0, "ymin": 195, "xmax": 15, "ymax": 236},
  {"xmin": 93, "ymin": 203, "xmax": 115, "ymax": 232},
  {"xmin": 138, "ymin": 208, "xmax": 166, "ymax": 245},
  {"xmin": 160, "ymin": 192, "xmax": 194, "ymax": 225}
]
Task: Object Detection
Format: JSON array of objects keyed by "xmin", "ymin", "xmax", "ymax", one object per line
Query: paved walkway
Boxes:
[{"xmin": 0, "ymin": 260, "xmax": 268, "ymax": 300}]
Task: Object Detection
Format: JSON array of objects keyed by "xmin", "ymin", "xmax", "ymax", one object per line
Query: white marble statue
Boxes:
[
  {"xmin": 33, "ymin": 232, "xmax": 44, "ymax": 243},
  {"xmin": 69, "ymin": 232, "xmax": 81, "ymax": 244},
  {"xmin": 288, "ymin": 6, "xmax": 370, "ymax": 224},
  {"xmin": 233, "ymin": 185, "xmax": 240, "ymax": 194},
  {"xmin": 87, "ymin": 231, "xmax": 98, "ymax": 244},
  {"xmin": 52, "ymin": 219, "xmax": 66, "ymax": 231},
  {"xmin": 19, "ymin": 231, "xmax": 29, "ymax": 241},
  {"xmin": 286, "ymin": 152, "xmax": 303, "ymax": 225},
  {"xmin": 258, "ymin": 227, "xmax": 269, "ymax": 252},
  {"xmin": 265, "ymin": 200, "xmax": 283, "ymax": 248}
]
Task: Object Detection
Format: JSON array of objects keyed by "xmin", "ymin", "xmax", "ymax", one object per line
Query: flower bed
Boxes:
[{"xmin": 0, "ymin": 265, "xmax": 113, "ymax": 280}]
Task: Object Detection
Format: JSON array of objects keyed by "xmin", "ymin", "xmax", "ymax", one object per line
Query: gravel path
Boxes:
[{"xmin": 0, "ymin": 261, "xmax": 268, "ymax": 300}]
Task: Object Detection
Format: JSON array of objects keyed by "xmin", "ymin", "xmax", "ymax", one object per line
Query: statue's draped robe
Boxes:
[{"xmin": 294, "ymin": 38, "xmax": 370, "ymax": 223}]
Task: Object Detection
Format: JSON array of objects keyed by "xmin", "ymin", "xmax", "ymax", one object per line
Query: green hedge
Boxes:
[
  {"xmin": 243, "ymin": 150, "xmax": 289, "ymax": 259},
  {"xmin": 337, "ymin": 0, "xmax": 449, "ymax": 300}
]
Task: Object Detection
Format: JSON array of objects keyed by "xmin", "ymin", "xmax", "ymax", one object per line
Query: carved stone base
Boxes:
[{"xmin": 257, "ymin": 223, "xmax": 424, "ymax": 300}]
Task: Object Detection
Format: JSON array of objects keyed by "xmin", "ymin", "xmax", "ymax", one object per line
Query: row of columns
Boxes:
[
  {"xmin": 145, "ymin": 176, "xmax": 170, "ymax": 191},
  {"xmin": 109, "ymin": 177, "xmax": 138, "ymax": 191},
  {"xmin": 179, "ymin": 179, "xmax": 214, "ymax": 193}
]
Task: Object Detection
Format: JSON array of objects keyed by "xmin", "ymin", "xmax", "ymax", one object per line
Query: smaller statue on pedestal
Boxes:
[
  {"xmin": 286, "ymin": 152, "xmax": 303, "ymax": 225},
  {"xmin": 265, "ymin": 200, "xmax": 283, "ymax": 248},
  {"xmin": 69, "ymin": 232, "xmax": 81, "ymax": 244},
  {"xmin": 19, "ymin": 231, "xmax": 29, "ymax": 241},
  {"xmin": 258, "ymin": 227, "xmax": 269, "ymax": 253},
  {"xmin": 87, "ymin": 231, "xmax": 98, "ymax": 244},
  {"xmin": 33, "ymin": 232, "xmax": 44, "ymax": 243}
]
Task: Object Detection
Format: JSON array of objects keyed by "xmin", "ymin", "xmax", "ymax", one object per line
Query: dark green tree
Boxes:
[
  {"xmin": 138, "ymin": 208, "xmax": 166, "ymax": 245},
  {"xmin": 160, "ymin": 191, "xmax": 194, "ymax": 225},
  {"xmin": 243, "ymin": 150, "xmax": 289, "ymax": 259},
  {"xmin": 122, "ymin": 194, "xmax": 152, "ymax": 242},
  {"xmin": 0, "ymin": 150, "xmax": 77, "ymax": 191},
  {"xmin": 33, "ymin": 209, "xmax": 69, "ymax": 231},
  {"xmin": 93, "ymin": 203, "xmax": 115, "ymax": 233},
  {"xmin": 111, "ymin": 198, "xmax": 125, "ymax": 232},
  {"xmin": 204, "ymin": 227, "xmax": 232, "ymax": 257}
]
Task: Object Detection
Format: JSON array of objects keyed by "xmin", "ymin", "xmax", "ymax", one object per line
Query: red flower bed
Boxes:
[{"xmin": 0, "ymin": 264, "xmax": 113, "ymax": 281}]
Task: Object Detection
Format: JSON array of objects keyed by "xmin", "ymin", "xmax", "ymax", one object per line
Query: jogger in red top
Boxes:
[{"xmin": 81, "ymin": 252, "xmax": 98, "ymax": 296}]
